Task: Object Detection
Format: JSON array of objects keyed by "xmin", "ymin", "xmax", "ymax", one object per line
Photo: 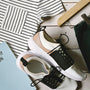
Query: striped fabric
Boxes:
[{"xmin": 0, "ymin": 0, "xmax": 64, "ymax": 56}]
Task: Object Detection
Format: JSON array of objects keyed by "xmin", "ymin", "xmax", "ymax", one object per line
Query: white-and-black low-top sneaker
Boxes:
[
  {"xmin": 16, "ymin": 51, "xmax": 77, "ymax": 90},
  {"xmin": 28, "ymin": 30, "xmax": 87, "ymax": 81}
]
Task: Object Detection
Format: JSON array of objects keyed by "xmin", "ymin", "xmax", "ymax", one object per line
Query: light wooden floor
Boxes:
[{"xmin": 37, "ymin": 0, "xmax": 90, "ymax": 90}]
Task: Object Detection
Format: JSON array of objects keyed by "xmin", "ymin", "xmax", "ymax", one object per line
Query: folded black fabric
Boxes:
[{"xmin": 74, "ymin": 19, "xmax": 90, "ymax": 72}]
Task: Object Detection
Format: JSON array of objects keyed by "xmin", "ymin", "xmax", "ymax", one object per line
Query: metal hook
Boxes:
[
  {"xmin": 30, "ymin": 79, "xmax": 42, "ymax": 87},
  {"xmin": 81, "ymin": 14, "xmax": 90, "ymax": 25}
]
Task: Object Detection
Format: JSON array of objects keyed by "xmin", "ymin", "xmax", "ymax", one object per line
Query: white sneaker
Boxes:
[
  {"xmin": 16, "ymin": 51, "xmax": 77, "ymax": 90},
  {"xmin": 16, "ymin": 51, "xmax": 51, "ymax": 79},
  {"xmin": 28, "ymin": 30, "xmax": 87, "ymax": 81}
]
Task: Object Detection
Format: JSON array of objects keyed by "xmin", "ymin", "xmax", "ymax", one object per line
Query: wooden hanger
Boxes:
[{"xmin": 57, "ymin": 0, "xmax": 90, "ymax": 26}]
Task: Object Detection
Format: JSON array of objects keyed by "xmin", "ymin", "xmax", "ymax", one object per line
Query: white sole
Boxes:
[{"xmin": 28, "ymin": 37, "xmax": 87, "ymax": 81}]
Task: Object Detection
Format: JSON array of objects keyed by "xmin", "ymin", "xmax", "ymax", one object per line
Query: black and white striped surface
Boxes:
[{"xmin": 0, "ymin": 0, "xmax": 64, "ymax": 56}]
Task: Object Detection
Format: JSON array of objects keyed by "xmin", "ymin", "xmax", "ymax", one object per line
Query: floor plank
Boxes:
[
  {"xmin": 62, "ymin": 0, "xmax": 80, "ymax": 3},
  {"xmin": 67, "ymin": 49, "xmax": 88, "ymax": 72},
  {"xmin": 44, "ymin": 26, "xmax": 79, "ymax": 49},
  {"xmin": 42, "ymin": 3, "xmax": 90, "ymax": 26}
]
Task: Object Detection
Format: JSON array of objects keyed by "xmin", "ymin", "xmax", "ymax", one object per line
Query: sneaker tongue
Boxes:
[{"xmin": 39, "ymin": 31, "xmax": 60, "ymax": 50}]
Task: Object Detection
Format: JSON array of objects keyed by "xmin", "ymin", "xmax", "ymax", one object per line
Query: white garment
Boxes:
[{"xmin": 0, "ymin": 0, "xmax": 64, "ymax": 55}]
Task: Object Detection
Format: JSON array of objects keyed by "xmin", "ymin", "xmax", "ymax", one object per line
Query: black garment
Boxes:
[{"xmin": 74, "ymin": 20, "xmax": 90, "ymax": 72}]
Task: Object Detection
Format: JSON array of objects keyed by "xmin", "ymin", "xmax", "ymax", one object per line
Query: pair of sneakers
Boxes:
[{"xmin": 16, "ymin": 29, "xmax": 87, "ymax": 89}]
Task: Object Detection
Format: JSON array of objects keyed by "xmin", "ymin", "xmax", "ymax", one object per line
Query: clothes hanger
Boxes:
[{"xmin": 57, "ymin": 0, "xmax": 90, "ymax": 26}]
